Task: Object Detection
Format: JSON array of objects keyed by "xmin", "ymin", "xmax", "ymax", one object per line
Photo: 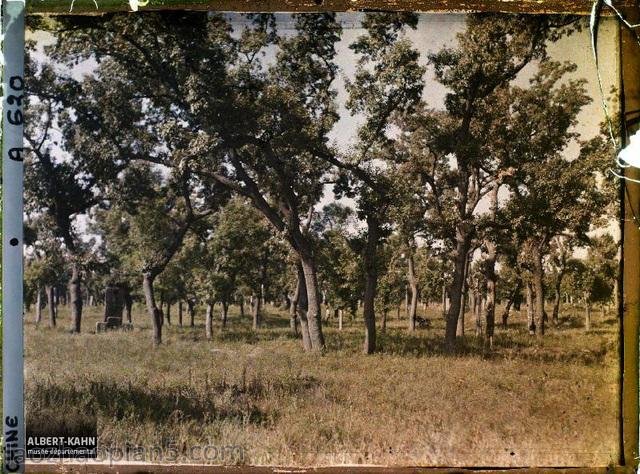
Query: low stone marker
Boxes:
[{"xmin": 96, "ymin": 285, "xmax": 133, "ymax": 333}]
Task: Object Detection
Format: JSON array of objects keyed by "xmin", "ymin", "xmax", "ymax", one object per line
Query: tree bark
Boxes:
[
  {"xmin": 362, "ymin": 216, "xmax": 380, "ymax": 354},
  {"xmin": 526, "ymin": 280, "xmax": 536, "ymax": 335},
  {"xmin": 166, "ymin": 302, "xmax": 172, "ymax": 326},
  {"xmin": 178, "ymin": 300, "xmax": 183, "ymax": 327},
  {"xmin": 252, "ymin": 293, "xmax": 261, "ymax": 329},
  {"xmin": 35, "ymin": 286, "xmax": 43, "ymax": 325},
  {"xmin": 299, "ymin": 253, "xmax": 325, "ymax": 351},
  {"xmin": 407, "ymin": 251, "xmax": 418, "ymax": 332},
  {"xmin": 290, "ymin": 271, "xmax": 300, "ymax": 336},
  {"xmin": 205, "ymin": 302, "xmax": 213, "ymax": 341},
  {"xmin": 239, "ymin": 296, "xmax": 245, "ymax": 318},
  {"xmin": 483, "ymin": 183, "xmax": 498, "ymax": 348},
  {"xmin": 474, "ymin": 290, "xmax": 482, "ymax": 336},
  {"xmin": 123, "ymin": 288, "xmax": 133, "ymax": 324},
  {"xmin": 46, "ymin": 285, "xmax": 56, "ymax": 328},
  {"xmin": 142, "ymin": 272, "xmax": 163, "ymax": 346},
  {"xmin": 221, "ymin": 301, "xmax": 228, "ymax": 328},
  {"xmin": 531, "ymin": 245, "xmax": 546, "ymax": 337},
  {"xmin": 295, "ymin": 262, "xmax": 312, "ymax": 351},
  {"xmin": 442, "ymin": 285, "xmax": 448, "ymax": 319},
  {"xmin": 445, "ymin": 227, "xmax": 471, "ymax": 350},
  {"xmin": 188, "ymin": 299, "xmax": 195, "ymax": 327},
  {"xmin": 585, "ymin": 297, "xmax": 592, "ymax": 331},
  {"xmin": 456, "ymin": 251, "xmax": 471, "ymax": 339},
  {"xmin": 69, "ymin": 263, "xmax": 83, "ymax": 333}
]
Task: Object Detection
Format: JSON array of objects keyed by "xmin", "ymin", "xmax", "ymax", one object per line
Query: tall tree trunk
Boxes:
[
  {"xmin": 123, "ymin": 288, "xmax": 133, "ymax": 324},
  {"xmin": 531, "ymin": 245, "xmax": 546, "ymax": 337},
  {"xmin": 290, "ymin": 270, "xmax": 300, "ymax": 336},
  {"xmin": 442, "ymin": 285, "xmax": 448, "ymax": 319},
  {"xmin": 69, "ymin": 263, "xmax": 83, "ymax": 333},
  {"xmin": 445, "ymin": 227, "xmax": 471, "ymax": 350},
  {"xmin": 552, "ymin": 281, "xmax": 562, "ymax": 325},
  {"xmin": 526, "ymin": 280, "xmax": 536, "ymax": 335},
  {"xmin": 585, "ymin": 296, "xmax": 592, "ymax": 331},
  {"xmin": 405, "ymin": 285, "xmax": 410, "ymax": 317},
  {"xmin": 35, "ymin": 286, "xmax": 43, "ymax": 325},
  {"xmin": 205, "ymin": 302, "xmax": 213, "ymax": 341},
  {"xmin": 252, "ymin": 294, "xmax": 261, "ymax": 329},
  {"xmin": 381, "ymin": 310, "xmax": 387, "ymax": 332},
  {"xmin": 178, "ymin": 300, "xmax": 183, "ymax": 327},
  {"xmin": 166, "ymin": 302, "xmax": 172, "ymax": 326},
  {"xmin": 407, "ymin": 252, "xmax": 418, "ymax": 332},
  {"xmin": 46, "ymin": 285, "xmax": 56, "ymax": 328},
  {"xmin": 362, "ymin": 217, "xmax": 380, "ymax": 354},
  {"xmin": 188, "ymin": 299, "xmax": 195, "ymax": 327},
  {"xmin": 239, "ymin": 297, "xmax": 245, "ymax": 318},
  {"xmin": 338, "ymin": 309, "xmax": 343, "ymax": 331},
  {"xmin": 299, "ymin": 253, "xmax": 325, "ymax": 351},
  {"xmin": 142, "ymin": 272, "xmax": 163, "ymax": 346},
  {"xmin": 474, "ymin": 291, "xmax": 482, "ymax": 336},
  {"xmin": 483, "ymin": 183, "xmax": 498, "ymax": 348},
  {"xmin": 295, "ymin": 262, "xmax": 312, "ymax": 351},
  {"xmin": 221, "ymin": 301, "xmax": 228, "ymax": 328},
  {"xmin": 456, "ymin": 251, "xmax": 471, "ymax": 338}
]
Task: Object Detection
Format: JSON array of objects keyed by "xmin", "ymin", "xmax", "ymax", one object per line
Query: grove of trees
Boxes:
[{"xmin": 24, "ymin": 12, "xmax": 618, "ymax": 354}]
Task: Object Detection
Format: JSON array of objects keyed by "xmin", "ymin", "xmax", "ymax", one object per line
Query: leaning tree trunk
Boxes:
[
  {"xmin": 445, "ymin": 227, "xmax": 471, "ymax": 350},
  {"xmin": 69, "ymin": 263, "xmax": 83, "ymax": 333},
  {"xmin": 35, "ymin": 286, "xmax": 43, "ymax": 325},
  {"xmin": 142, "ymin": 272, "xmax": 163, "ymax": 346},
  {"xmin": 221, "ymin": 301, "xmax": 228, "ymax": 328},
  {"xmin": 46, "ymin": 285, "xmax": 56, "ymax": 328},
  {"xmin": 407, "ymin": 252, "xmax": 418, "ymax": 332},
  {"xmin": 531, "ymin": 246, "xmax": 546, "ymax": 337},
  {"xmin": 205, "ymin": 302, "xmax": 213, "ymax": 340},
  {"xmin": 362, "ymin": 216, "xmax": 380, "ymax": 354}
]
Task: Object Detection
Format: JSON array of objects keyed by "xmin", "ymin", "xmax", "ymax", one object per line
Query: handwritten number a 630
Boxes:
[{"xmin": 6, "ymin": 75, "xmax": 24, "ymax": 126}]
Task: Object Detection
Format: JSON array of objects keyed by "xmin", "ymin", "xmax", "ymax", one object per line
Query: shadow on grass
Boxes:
[{"xmin": 27, "ymin": 379, "xmax": 269, "ymax": 426}]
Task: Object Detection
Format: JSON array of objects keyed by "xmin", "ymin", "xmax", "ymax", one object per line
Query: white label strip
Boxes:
[{"xmin": 2, "ymin": 1, "xmax": 25, "ymax": 473}]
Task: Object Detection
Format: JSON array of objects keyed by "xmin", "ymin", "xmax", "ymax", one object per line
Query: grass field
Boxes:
[{"xmin": 24, "ymin": 302, "xmax": 620, "ymax": 467}]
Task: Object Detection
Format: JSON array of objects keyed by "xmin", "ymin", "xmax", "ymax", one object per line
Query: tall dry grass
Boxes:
[{"xmin": 25, "ymin": 302, "xmax": 619, "ymax": 467}]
